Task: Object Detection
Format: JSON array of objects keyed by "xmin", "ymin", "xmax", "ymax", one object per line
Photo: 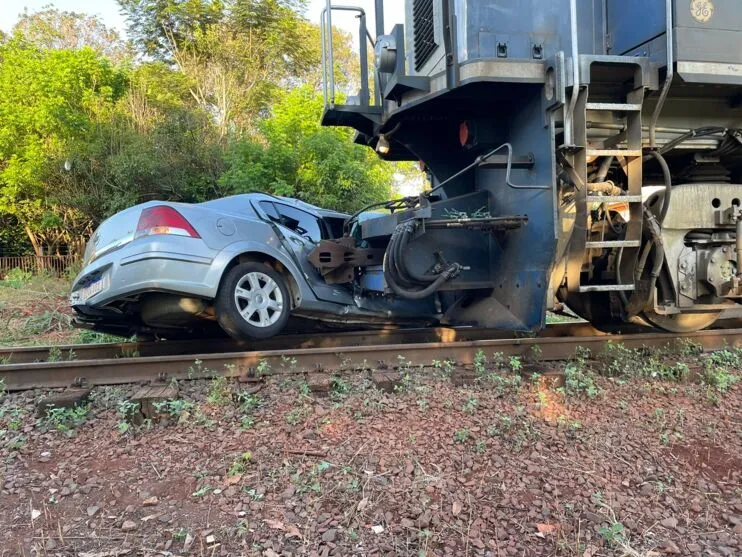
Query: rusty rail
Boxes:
[
  {"xmin": 0, "ymin": 322, "xmax": 609, "ymax": 365},
  {"xmin": 2, "ymin": 326, "xmax": 741, "ymax": 391}
]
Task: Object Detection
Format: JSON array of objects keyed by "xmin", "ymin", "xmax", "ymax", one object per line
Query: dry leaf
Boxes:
[
  {"xmin": 264, "ymin": 519, "xmax": 285, "ymax": 531},
  {"xmin": 583, "ymin": 546, "xmax": 599, "ymax": 557},
  {"xmin": 285, "ymin": 524, "xmax": 302, "ymax": 539},
  {"xmin": 452, "ymin": 501, "xmax": 463, "ymax": 516},
  {"xmin": 536, "ymin": 523, "xmax": 559, "ymax": 535}
]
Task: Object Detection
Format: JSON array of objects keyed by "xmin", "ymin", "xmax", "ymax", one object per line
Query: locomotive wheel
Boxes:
[{"xmin": 641, "ymin": 311, "xmax": 721, "ymax": 333}]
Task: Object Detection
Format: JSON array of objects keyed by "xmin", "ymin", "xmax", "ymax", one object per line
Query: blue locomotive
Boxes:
[{"xmin": 315, "ymin": 0, "xmax": 742, "ymax": 333}]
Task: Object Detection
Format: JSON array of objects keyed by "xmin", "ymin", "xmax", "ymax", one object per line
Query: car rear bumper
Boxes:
[{"xmin": 70, "ymin": 237, "xmax": 219, "ymax": 310}]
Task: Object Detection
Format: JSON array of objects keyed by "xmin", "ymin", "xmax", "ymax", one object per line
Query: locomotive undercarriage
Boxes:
[{"xmin": 558, "ymin": 160, "xmax": 742, "ymax": 333}]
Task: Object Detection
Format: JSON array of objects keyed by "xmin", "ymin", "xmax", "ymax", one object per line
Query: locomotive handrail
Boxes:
[
  {"xmin": 428, "ymin": 143, "xmax": 551, "ymax": 196},
  {"xmin": 321, "ymin": 2, "xmax": 372, "ymax": 109},
  {"xmin": 564, "ymin": 0, "xmax": 580, "ymax": 146},
  {"xmin": 649, "ymin": 0, "xmax": 675, "ymax": 148}
]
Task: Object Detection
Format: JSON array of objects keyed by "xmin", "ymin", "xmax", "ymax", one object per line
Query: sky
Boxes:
[{"xmin": 1, "ymin": 0, "xmax": 406, "ymax": 36}]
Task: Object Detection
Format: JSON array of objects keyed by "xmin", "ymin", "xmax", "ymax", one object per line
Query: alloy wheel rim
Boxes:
[{"xmin": 234, "ymin": 272, "xmax": 284, "ymax": 328}]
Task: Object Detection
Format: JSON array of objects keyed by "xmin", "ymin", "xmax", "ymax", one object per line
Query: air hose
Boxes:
[
  {"xmin": 383, "ymin": 221, "xmax": 462, "ymax": 299},
  {"xmin": 643, "ymin": 149, "xmax": 672, "ymax": 224}
]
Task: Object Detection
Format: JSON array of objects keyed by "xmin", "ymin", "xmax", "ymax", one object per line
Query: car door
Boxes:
[{"xmin": 259, "ymin": 201, "xmax": 354, "ymax": 305}]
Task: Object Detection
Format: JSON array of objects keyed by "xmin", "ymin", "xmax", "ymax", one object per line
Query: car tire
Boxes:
[{"xmin": 215, "ymin": 262, "xmax": 291, "ymax": 340}]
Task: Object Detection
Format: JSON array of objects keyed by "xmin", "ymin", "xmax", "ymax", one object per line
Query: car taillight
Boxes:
[{"xmin": 135, "ymin": 206, "xmax": 201, "ymax": 239}]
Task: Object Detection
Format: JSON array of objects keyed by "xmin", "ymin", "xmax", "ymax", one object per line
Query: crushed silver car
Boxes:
[{"xmin": 70, "ymin": 193, "xmax": 435, "ymax": 340}]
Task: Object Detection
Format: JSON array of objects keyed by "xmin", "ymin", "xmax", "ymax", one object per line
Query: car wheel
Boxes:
[{"xmin": 215, "ymin": 262, "xmax": 291, "ymax": 340}]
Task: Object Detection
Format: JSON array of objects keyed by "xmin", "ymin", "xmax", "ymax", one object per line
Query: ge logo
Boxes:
[{"xmin": 690, "ymin": 0, "xmax": 715, "ymax": 23}]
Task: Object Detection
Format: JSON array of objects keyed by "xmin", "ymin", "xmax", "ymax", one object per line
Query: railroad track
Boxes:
[
  {"xmin": 1, "ymin": 323, "xmax": 741, "ymax": 391},
  {"xmin": 0, "ymin": 321, "xmax": 605, "ymax": 364}
]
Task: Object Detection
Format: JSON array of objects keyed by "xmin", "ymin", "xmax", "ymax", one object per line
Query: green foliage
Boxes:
[
  {"xmin": 0, "ymin": 38, "xmax": 127, "ymax": 246},
  {"xmin": 220, "ymin": 87, "xmax": 394, "ymax": 213},
  {"xmin": 43, "ymin": 405, "xmax": 90, "ymax": 432},
  {"xmin": 599, "ymin": 342, "xmax": 642, "ymax": 377},
  {"xmin": 13, "ymin": 7, "xmax": 130, "ymax": 62},
  {"xmin": 454, "ymin": 428, "xmax": 470, "ymax": 443},
  {"xmin": 228, "ymin": 452, "xmax": 253, "ymax": 477},
  {"xmin": 236, "ymin": 391, "xmax": 261, "ymax": 430},
  {"xmin": 473, "ymin": 350, "xmax": 487, "ymax": 377},
  {"xmin": 153, "ymin": 399, "xmax": 194, "ymax": 418},
  {"xmin": 702, "ymin": 349, "xmax": 741, "ymax": 393},
  {"xmin": 192, "ymin": 485, "xmax": 212, "ymax": 497},
  {"xmin": 330, "ymin": 376, "xmax": 351, "ymax": 400},
  {"xmin": 509, "ymin": 356, "xmax": 523, "ymax": 373},
  {"xmin": 285, "ymin": 405, "xmax": 310, "ymax": 425},
  {"xmin": 461, "ymin": 396, "xmax": 479, "ymax": 414},
  {"xmin": 118, "ymin": 0, "xmax": 326, "ymax": 135},
  {"xmin": 1, "ymin": 2, "xmax": 399, "ymax": 253},
  {"xmin": 599, "ymin": 522, "xmax": 628, "ymax": 547},
  {"xmin": 76, "ymin": 330, "xmax": 126, "ymax": 345},
  {"xmin": 207, "ymin": 376, "xmax": 233, "ymax": 405},
  {"xmin": 563, "ymin": 348, "xmax": 601, "ymax": 398},
  {"xmin": 2, "ymin": 268, "xmax": 32, "ymax": 288}
]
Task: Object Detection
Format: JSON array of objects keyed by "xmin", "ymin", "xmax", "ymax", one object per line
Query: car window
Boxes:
[
  {"xmin": 323, "ymin": 217, "xmax": 346, "ymax": 239},
  {"xmin": 273, "ymin": 203, "xmax": 323, "ymax": 243},
  {"xmin": 259, "ymin": 201, "xmax": 281, "ymax": 224}
]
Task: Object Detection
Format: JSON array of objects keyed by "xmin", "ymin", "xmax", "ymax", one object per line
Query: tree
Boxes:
[
  {"xmin": 13, "ymin": 7, "xmax": 131, "ymax": 63},
  {"xmin": 0, "ymin": 38, "xmax": 128, "ymax": 255},
  {"xmin": 220, "ymin": 86, "xmax": 393, "ymax": 213},
  {"xmin": 118, "ymin": 0, "xmax": 317, "ymax": 136},
  {"xmin": 48, "ymin": 62, "xmax": 226, "ymax": 223}
]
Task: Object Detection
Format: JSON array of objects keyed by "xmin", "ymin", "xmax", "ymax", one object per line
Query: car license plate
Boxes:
[{"xmin": 71, "ymin": 275, "xmax": 108, "ymax": 305}]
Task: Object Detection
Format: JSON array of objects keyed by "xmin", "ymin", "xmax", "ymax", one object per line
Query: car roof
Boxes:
[{"xmin": 236, "ymin": 192, "xmax": 349, "ymax": 219}]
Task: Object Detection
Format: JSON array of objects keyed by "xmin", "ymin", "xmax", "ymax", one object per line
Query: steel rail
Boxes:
[
  {"xmin": 0, "ymin": 322, "xmax": 610, "ymax": 365},
  {"xmin": 2, "ymin": 327, "xmax": 742, "ymax": 392}
]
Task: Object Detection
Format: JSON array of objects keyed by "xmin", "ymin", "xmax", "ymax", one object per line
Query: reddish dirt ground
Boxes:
[{"xmin": 0, "ymin": 358, "xmax": 741, "ymax": 556}]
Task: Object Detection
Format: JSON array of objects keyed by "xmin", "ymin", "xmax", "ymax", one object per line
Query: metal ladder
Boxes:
[{"xmin": 567, "ymin": 56, "xmax": 649, "ymax": 296}]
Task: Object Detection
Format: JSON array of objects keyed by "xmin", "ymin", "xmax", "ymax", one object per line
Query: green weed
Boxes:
[
  {"xmin": 599, "ymin": 522, "xmax": 628, "ymax": 547},
  {"xmin": 2, "ymin": 268, "xmax": 32, "ymax": 288},
  {"xmin": 206, "ymin": 376, "xmax": 232, "ymax": 405},
  {"xmin": 461, "ymin": 396, "xmax": 478, "ymax": 414},
  {"xmin": 43, "ymin": 405, "xmax": 90, "ymax": 433},
  {"xmin": 228, "ymin": 452, "xmax": 253, "ymax": 477},
  {"xmin": 285, "ymin": 406, "xmax": 310, "ymax": 426},
  {"xmin": 562, "ymin": 348, "xmax": 601, "ymax": 398},
  {"xmin": 154, "ymin": 399, "xmax": 194, "ymax": 419}
]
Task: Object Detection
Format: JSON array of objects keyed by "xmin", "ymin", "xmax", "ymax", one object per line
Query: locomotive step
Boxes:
[
  {"xmin": 585, "ymin": 103, "xmax": 642, "ymax": 112},
  {"xmin": 578, "ymin": 284, "xmax": 636, "ymax": 293},
  {"xmin": 585, "ymin": 240, "xmax": 642, "ymax": 249},
  {"xmin": 586, "ymin": 149, "xmax": 644, "ymax": 157},
  {"xmin": 586, "ymin": 195, "xmax": 643, "ymax": 204}
]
